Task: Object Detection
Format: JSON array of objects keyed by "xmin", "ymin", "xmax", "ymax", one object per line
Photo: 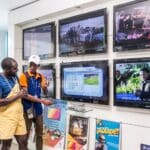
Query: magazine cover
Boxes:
[
  {"xmin": 95, "ymin": 119, "xmax": 120, "ymax": 150},
  {"xmin": 67, "ymin": 115, "xmax": 89, "ymax": 150},
  {"xmin": 141, "ymin": 144, "xmax": 150, "ymax": 150},
  {"xmin": 43, "ymin": 99, "xmax": 67, "ymax": 150}
]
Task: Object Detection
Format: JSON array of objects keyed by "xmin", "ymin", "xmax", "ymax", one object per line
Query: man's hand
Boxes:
[
  {"xmin": 41, "ymin": 99, "xmax": 54, "ymax": 106},
  {"xmin": 19, "ymin": 88, "xmax": 28, "ymax": 98}
]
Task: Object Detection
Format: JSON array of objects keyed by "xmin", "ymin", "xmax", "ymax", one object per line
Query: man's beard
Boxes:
[{"xmin": 10, "ymin": 72, "xmax": 17, "ymax": 77}]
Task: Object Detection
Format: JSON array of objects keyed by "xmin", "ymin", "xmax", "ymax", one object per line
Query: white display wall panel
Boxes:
[{"xmin": 8, "ymin": 0, "xmax": 150, "ymax": 149}]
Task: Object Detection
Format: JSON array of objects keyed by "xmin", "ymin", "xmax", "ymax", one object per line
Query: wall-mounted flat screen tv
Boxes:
[
  {"xmin": 23, "ymin": 23, "xmax": 56, "ymax": 60},
  {"xmin": 114, "ymin": 58, "xmax": 150, "ymax": 109},
  {"xmin": 38, "ymin": 64, "xmax": 55, "ymax": 98},
  {"xmin": 114, "ymin": 0, "xmax": 150, "ymax": 51},
  {"xmin": 22, "ymin": 65, "xmax": 28, "ymax": 72},
  {"xmin": 59, "ymin": 9, "xmax": 107, "ymax": 56},
  {"xmin": 61, "ymin": 61, "xmax": 109, "ymax": 104}
]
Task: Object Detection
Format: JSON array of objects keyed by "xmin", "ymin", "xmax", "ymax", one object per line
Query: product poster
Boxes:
[
  {"xmin": 141, "ymin": 144, "xmax": 150, "ymax": 150},
  {"xmin": 43, "ymin": 99, "xmax": 67, "ymax": 150},
  {"xmin": 67, "ymin": 115, "xmax": 89, "ymax": 150},
  {"xmin": 95, "ymin": 119, "xmax": 120, "ymax": 150}
]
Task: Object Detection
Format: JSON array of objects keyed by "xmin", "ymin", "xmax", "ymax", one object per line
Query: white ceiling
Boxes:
[{"xmin": 0, "ymin": 0, "xmax": 39, "ymax": 31}]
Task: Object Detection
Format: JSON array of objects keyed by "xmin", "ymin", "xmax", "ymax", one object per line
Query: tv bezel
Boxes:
[
  {"xmin": 113, "ymin": 0, "xmax": 150, "ymax": 52},
  {"xmin": 59, "ymin": 8, "xmax": 107, "ymax": 56},
  {"xmin": 113, "ymin": 58, "xmax": 150, "ymax": 109},
  {"xmin": 61, "ymin": 61, "xmax": 109, "ymax": 105},
  {"xmin": 23, "ymin": 22, "xmax": 56, "ymax": 60},
  {"xmin": 38, "ymin": 63, "xmax": 56, "ymax": 99},
  {"xmin": 22, "ymin": 65, "xmax": 28, "ymax": 72}
]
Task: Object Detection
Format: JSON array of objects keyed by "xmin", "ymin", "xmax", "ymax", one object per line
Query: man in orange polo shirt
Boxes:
[{"xmin": 19, "ymin": 55, "xmax": 53, "ymax": 150}]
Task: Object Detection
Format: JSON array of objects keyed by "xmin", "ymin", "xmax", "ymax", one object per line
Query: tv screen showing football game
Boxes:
[
  {"xmin": 59, "ymin": 9, "xmax": 107, "ymax": 56},
  {"xmin": 114, "ymin": 0, "xmax": 150, "ymax": 51},
  {"xmin": 23, "ymin": 23, "xmax": 56, "ymax": 60},
  {"xmin": 61, "ymin": 61, "xmax": 109, "ymax": 104},
  {"xmin": 114, "ymin": 58, "xmax": 150, "ymax": 109},
  {"xmin": 38, "ymin": 64, "xmax": 55, "ymax": 98}
]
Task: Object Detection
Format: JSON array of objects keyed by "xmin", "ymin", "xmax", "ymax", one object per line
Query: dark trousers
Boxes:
[{"xmin": 24, "ymin": 113, "xmax": 43, "ymax": 150}]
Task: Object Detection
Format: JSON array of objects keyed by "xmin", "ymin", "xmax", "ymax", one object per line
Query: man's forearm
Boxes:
[
  {"xmin": 42, "ymin": 87, "xmax": 48, "ymax": 97},
  {"xmin": 0, "ymin": 94, "xmax": 21, "ymax": 106},
  {"xmin": 24, "ymin": 94, "xmax": 53, "ymax": 106},
  {"xmin": 24, "ymin": 94, "xmax": 42, "ymax": 103}
]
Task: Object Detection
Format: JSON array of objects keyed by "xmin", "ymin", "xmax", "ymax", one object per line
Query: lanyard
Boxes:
[{"xmin": 30, "ymin": 77, "xmax": 39, "ymax": 96}]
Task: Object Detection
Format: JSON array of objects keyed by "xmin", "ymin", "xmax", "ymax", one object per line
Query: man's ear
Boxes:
[{"xmin": 5, "ymin": 69, "xmax": 10, "ymax": 73}]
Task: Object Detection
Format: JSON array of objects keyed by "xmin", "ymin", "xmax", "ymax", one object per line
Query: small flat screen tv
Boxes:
[
  {"xmin": 114, "ymin": 0, "xmax": 150, "ymax": 51},
  {"xmin": 59, "ymin": 9, "xmax": 107, "ymax": 56},
  {"xmin": 114, "ymin": 58, "xmax": 150, "ymax": 109},
  {"xmin": 23, "ymin": 22, "xmax": 56, "ymax": 60},
  {"xmin": 61, "ymin": 61, "xmax": 109, "ymax": 104},
  {"xmin": 22, "ymin": 65, "xmax": 28, "ymax": 72},
  {"xmin": 38, "ymin": 64, "xmax": 55, "ymax": 98},
  {"xmin": 141, "ymin": 144, "xmax": 150, "ymax": 150}
]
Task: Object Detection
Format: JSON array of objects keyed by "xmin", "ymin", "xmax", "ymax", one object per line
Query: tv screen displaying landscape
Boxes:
[{"xmin": 59, "ymin": 9, "xmax": 107, "ymax": 56}]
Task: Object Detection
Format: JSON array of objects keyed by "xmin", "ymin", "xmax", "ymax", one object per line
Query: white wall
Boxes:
[
  {"xmin": 0, "ymin": 30, "xmax": 8, "ymax": 71},
  {"xmin": 8, "ymin": 0, "xmax": 150, "ymax": 149},
  {"xmin": 0, "ymin": 30, "xmax": 7, "ymax": 59}
]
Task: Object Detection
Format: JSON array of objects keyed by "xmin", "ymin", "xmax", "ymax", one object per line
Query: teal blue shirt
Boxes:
[{"xmin": 0, "ymin": 74, "xmax": 17, "ymax": 98}]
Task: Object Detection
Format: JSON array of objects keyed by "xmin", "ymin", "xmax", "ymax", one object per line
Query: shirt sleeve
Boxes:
[
  {"xmin": 0, "ymin": 87, "xmax": 2, "ymax": 98},
  {"xmin": 19, "ymin": 73, "xmax": 28, "ymax": 87},
  {"xmin": 41, "ymin": 75, "xmax": 47, "ymax": 88}
]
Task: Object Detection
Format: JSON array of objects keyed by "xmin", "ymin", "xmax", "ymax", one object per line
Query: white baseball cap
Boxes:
[{"xmin": 28, "ymin": 55, "xmax": 40, "ymax": 65}]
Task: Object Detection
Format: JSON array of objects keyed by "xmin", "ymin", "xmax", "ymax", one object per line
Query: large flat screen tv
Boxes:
[
  {"xmin": 61, "ymin": 61, "xmax": 109, "ymax": 104},
  {"xmin": 59, "ymin": 9, "xmax": 107, "ymax": 56},
  {"xmin": 23, "ymin": 22, "xmax": 56, "ymax": 60},
  {"xmin": 114, "ymin": 0, "xmax": 150, "ymax": 51},
  {"xmin": 114, "ymin": 58, "xmax": 150, "ymax": 109},
  {"xmin": 38, "ymin": 64, "xmax": 55, "ymax": 98}
]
